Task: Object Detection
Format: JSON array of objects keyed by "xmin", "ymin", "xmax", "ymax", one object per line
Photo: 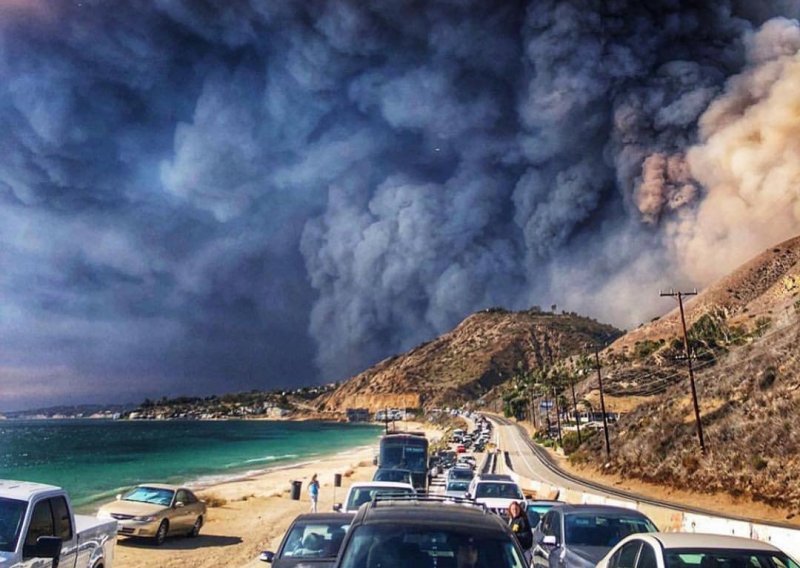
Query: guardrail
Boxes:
[{"xmin": 490, "ymin": 415, "xmax": 800, "ymax": 559}]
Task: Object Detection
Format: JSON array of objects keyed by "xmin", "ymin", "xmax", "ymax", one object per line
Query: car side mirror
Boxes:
[
  {"xmin": 23, "ymin": 536, "xmax": 62, "ymax": 560},
  {"xmin": 332, "ymin": 503, "xmax": 342, "ymax": 512},
  {"xmin": 542, "ymin": 535, "xmax": 558, "ymax": 547},
  {"xmin": 174, "ymin": 501, "xmax": 185, "ymax": 508},
  {"xmin": 259, "ymin": 550, "xmax": 275, "ymax": 563}
]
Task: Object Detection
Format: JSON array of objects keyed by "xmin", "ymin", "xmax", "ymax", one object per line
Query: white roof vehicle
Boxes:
[
  {"xmin": 597, "ymin": 532, "xmax": 799, "ymax": 568},
  {"xmin": 0, "ymin": 479, "xmax": 117, "ymax": 568},
  {"xmin": 334, "ymin": 482, "xmax": 416, "ymax": 513},
  {"xmin": 466, "ymin": 477, "xmax": 524, "ymax": 517}
]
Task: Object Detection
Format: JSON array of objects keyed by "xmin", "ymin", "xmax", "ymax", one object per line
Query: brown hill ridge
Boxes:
[
  {"xmin": 319, "ymin": 308, "xmax": 621, "ymax": 413},
  {"xmin": 609, "ymin": 234, "xmax": 800, "ymax": 356}
]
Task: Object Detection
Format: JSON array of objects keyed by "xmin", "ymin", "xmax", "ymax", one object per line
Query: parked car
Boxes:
[
  {"xmin": 259, "ymin": 513, "xmax": 354, "ymax": 566},
  {"xmin": 597, "ymin": 532, "xmax": 800, "ymax": 568},
  {"xmin": 333, "ymin": 497, "xmax": 527, "ymax": 567},
  {"xmin": 97, "ymin": 483, "xmax": 206, "ymax": 545},
  {"xmin": 0, "ymin": 479, "xmax": 117, "ymax": 568},
  {"xmin": 333, "ymin": 482, "xmax": 416, "ymax": 514},
  {"xmin": 532, "ymin": 504, "xmax": 658, "ymax": 568},
  {"xmin": 372, "ymin": 469, "xmax": 413, "ymax": 485}
]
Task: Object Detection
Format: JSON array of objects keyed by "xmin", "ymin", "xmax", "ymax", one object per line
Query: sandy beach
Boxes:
[{"xmin": 114, "ymin": 422, "xmax": 442, "ymax": 568}]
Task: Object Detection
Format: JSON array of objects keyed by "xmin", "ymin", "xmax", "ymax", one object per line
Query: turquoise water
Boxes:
[{"xmin": 0, "ymin": 420, "xmax": 381, "ymax": 512}]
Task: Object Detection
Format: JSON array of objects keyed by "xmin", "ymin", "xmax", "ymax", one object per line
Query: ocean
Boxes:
[{"xmin": 0, "ymin": 419, "xmax": 381, "ymax": 512}]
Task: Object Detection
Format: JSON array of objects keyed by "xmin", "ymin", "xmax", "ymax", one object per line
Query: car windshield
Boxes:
[
  {"xmin": 447, "ymin": 481, "xmax": 470, "ymax": 492},
  {"xmin": 474, "ymin": 483, "xmax": 524, "ymax": 500},
  {"xmin": 346, "ymin": 487, "xmax": 414, "ymax": 511},
  {"xmin": 375, "ymin": 470, "xmax": 410, "ymax": 483},
  {"xmin": 338, "ymin": 523, "xmax": 526, "ymax": 568},
  {"xmin": 280, "ymin": 520, "xmax": 352, "ymax": 559},
  {"xmin": 0, "ymin": 497, "xmax": 27, "ymax": 553},
  {"xmin": 665, "ymin": 550, "xmax": 800, "ymax": 568},
  {"xmin": 122, "ymin": 486, "xmax": 175, "ymax": 506},
  {"xmin": 564, "ymin": 513, "xmax": 657, "ymax": 547}
]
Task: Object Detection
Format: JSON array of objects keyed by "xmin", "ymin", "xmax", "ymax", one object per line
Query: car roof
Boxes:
[
  {"xmin": 550, "ymin": 504, "xmax": 643, "ymax": 516},
  {"xmin": 292, "ymin": 513, "xmax": 355, "ymax": 524},
  {"xmin": 134, "ymin": 483, "xmax": 183, "ymax": 491},
  {"xmin": 476, "ymin": 474, "xmax": 513, "ymax": 481},
  {"xmin": 353, "ymin": 501, "xmax": 509, "ymax": 534},
  {"xmin": 648, "ymin": 533, "xmax": 782, "ymax": 552},
  {"xmin": 349, "ymin": 481, "xmax": 414, "ymax": 489},
  {"xmin": 0, "ymin": 479, "xmax": 62, "ymax": 501}
]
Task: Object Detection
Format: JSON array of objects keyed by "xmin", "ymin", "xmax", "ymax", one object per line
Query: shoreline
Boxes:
[{"xmin": 113, "ymin": 420, "xmax": 442, "ymax": 568}]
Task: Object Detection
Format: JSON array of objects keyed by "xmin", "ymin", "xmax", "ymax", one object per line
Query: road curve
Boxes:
[{"xmin": 488, "ymin": 414, "xmax": 800, "ymax": 531}]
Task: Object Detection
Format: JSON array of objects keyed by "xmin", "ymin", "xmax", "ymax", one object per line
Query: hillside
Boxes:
[
  {"xmin": 574, "ymin": 235, "xmax": 800, "ymax": 512},
  {"xmin": 319, "ymin": 308, "xmax": 621, "ymax": 413}
]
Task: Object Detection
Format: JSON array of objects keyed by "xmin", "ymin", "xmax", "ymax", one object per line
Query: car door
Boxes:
[
  {"xmin": 172, "ymin": 490, "xmax": 193, "ymax": 532},
  {"xmin": 607, "ymin": 540, "xmax": 643, "ymax": 568},
  {"xmin": 20, "ymin": 497, "xmax": 78, "ymax": 568},
  {"xmin": 634, "ymin": 542, "xmax": 660, "ymax": 568},
  {"xmin": 532, "ymin": 510, "xmax": 561, "ymax": 568}
]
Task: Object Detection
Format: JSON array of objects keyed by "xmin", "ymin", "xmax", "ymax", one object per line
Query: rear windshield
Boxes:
[
  {"xmin": 0, "ymin": 497, "xmax": 27, "ymax": 553},
  {"xmin": 474, "ymin": 483, "xmax": 524, "ymax": 500},
  {"xmin": 564, "ymin": 513, "xmax": 657, "ymax": 547},
  {"xmin": 339, "ymin": 524, "xmax": 525, "ymax": 568},
  {"xmin": 346, "ymin": 487, "xmax": 414, "ymax": 511},
  {"xmin": 279, "ymin": 520, "xmax": 352, "ymax": 559},
  {"xmin": 665, "ymin": 549, "xmax": 800, "ymax": 568},
  {"xmin": 446, "ymin": 481, "xmax": 470, "ymax": 492},
  {"xmin": 448, "ymin": 469, "xmax": 474, "ymax": 481}
]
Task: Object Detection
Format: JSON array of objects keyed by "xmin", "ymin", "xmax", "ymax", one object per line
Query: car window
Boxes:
[
  {"xmin": 609, "ymin": 542, "xmax": 642, "ymax": 568},
  {"xmin": 281, "ymin": 521, "xmax": 351, "ymax": 559},
  {"xmin": 0, "ymin": 497, "xmax": 27, "ymax": 553},
  {"xmin": 184, "ymin": 491, "xmax": 198, "ymax": 504},
  {"xmin": 338, "ymin": 524, "xmax": 525, "ymax": 568},
  {"xmin": 565, "ymin": 514, "xmax": 655, "ymax": 548},
  {"xmin": 637, "ymin": 543, "xmax": 657, "ymax": 568},
  {"xmin": 665, "ymin": 551, "xmax": 800, "ymax": 568},
  {"xmin": 50, "ymin": 497, "xmax": 73, "ymax": 541},
  {"xmin": 176, "ymin": 490, "xmax": 190, "ymax": 505},
  {"xmin": 24, "ymin": 500, "xmax": 54, "ymax": 548},
  {"xmin": 123, "ymin": 487, "xmax": 175, "ymax": 506}
]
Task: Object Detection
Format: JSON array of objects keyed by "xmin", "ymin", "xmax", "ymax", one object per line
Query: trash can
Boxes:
[
  {"xmin": 291, "ymin": 480, "xmax": 302, "ymax": 501},
  {"xmin": 334, "ymin": 473, "xmax": 342, "ymax": 487}
]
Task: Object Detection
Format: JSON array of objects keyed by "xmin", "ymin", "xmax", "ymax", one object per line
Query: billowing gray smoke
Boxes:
[{"xmin": 0, "ymin": 0, "xmax": 797, "ymax": 408}]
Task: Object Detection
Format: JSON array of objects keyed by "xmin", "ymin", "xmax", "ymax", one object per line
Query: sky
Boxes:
[{"xmin": 2, "ymin": 0, "xmax": 800, "ymax": 411}]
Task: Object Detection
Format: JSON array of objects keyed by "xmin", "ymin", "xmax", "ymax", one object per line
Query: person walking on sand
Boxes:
[{"xmin": 309, "ymin": 474, "xmax": 320, "ymax": 513}]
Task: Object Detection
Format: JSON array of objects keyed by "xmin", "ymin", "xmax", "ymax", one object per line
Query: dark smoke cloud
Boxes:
[{"xmin": 0, "ymin": 0, "xmax": 796, "ymax": 410}]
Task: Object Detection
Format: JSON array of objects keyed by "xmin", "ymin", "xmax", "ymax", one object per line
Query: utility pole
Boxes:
[
  {"xmin": 594, "ymin": 347, "xmax": 611, "ymax": 458},
  {"xmin": 569, "ymin": 370, "xmax": 582, "ymax": 445},
  {"xmin": 661, "ymin": 289, "xmax": 706, "ymax": 455},
  {"xmin": 552, "ymin": 384, "xmax": 563, "ymax": 447}
]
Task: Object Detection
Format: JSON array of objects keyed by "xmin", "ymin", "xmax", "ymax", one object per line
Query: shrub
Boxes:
[{"xmin": 202, "ymin": 493, "xmax": 227, "ymax": 508}]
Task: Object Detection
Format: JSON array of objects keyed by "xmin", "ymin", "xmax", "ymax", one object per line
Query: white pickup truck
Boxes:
[{"xmin": 0, "ymin": 480, "xmax": 117, "ymax": 568}]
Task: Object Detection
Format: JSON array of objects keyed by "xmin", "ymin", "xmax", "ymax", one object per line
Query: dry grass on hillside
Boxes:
[{"xmin": 578, "ymin": 315, "xmax": 800, "ymax": 512}]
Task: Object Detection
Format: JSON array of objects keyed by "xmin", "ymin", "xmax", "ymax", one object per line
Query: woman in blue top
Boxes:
[{"xmin": 308, "ymin": 474, "xmax": 320, "ymax": 513}]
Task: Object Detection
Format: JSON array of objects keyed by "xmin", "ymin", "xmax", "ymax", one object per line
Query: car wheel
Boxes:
[
  {"xmin": 188, "ymin": 516, "xmax": 203, "ymax": 537},
  {"xmin": 154, "ymin": 520, "xmax": 169, "ymax": 546}
]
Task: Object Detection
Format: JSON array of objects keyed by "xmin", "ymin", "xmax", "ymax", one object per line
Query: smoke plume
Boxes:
[{"xmin": 0, "ymin": 1, "xmax": 799, "ymax": 408}]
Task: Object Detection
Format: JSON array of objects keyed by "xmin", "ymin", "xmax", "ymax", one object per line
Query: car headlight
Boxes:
[{"xmin": 133, "ymin": 515, "xmax": 158, "ymax": 522}]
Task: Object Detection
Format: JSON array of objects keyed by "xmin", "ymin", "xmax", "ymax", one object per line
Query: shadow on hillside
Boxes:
[{"xmin": 119, "ymin": 534, "xmax": 243, "ymax": 550}]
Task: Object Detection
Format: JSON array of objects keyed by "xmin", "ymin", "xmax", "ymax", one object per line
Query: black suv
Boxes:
[{"xmin": 334, "ymin": 497, "xmax": 527, "ymax": 568}]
